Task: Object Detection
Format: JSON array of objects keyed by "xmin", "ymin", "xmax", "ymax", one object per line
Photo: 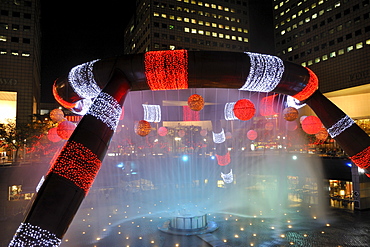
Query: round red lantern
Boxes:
[
  {"xmin": 178, "ymin": 129, "xmax": 185, "ymax": 137},
  {"xmin": 158, "ymin": 126, "xmax": 168, "ymax": 136},
  {"xmin": 135, "ymin": 120, "xmax": 151, "ymax": 137},
  {"xmin": 233, "ymin": 99, "xmax": 256, "ymax": 121},
  {"xmin": 57, "ymin": 120, "xmax": 76, "ymax": 140},
  {"xmin": 200, "ymin": 129, "xmax": 207, "ymax": 137},
  {"xmin": 301, "ymin": 116, "xmax": 322, "ymax": 134},
  {"xmin": 48, "ymin": 127, "xmax": 62, "ymax": 142},
  {"xmin": 265, "ymin": 122, "xmax": 274, "ymax": 131},
  {"xmin": 247, "ymin": 130, "xmax": 258, "ymax": 140},
  {"xmin": 50, "ymin": 108, "xmax": 64, "ymax": 123},
  {"xmin": 283, "ymin": 107, "xmax": 299, "ymax": 121},
  {"xmin": 315, "ymin": 127, "xmax": 328, "ymax": 141},
  {"xmin": 286, "ymin": 121, "xmax": 298, "ymax": 131},
  {"xmin": 188, "ymin": 94, "xmax": 204, "ymax": 111}
]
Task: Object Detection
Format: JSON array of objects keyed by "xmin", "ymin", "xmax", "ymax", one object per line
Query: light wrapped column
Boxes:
[
  {"xmin": 327, "ymin": 115, "xmax": 355, "ymax": 138},
  {"xmin": 213, "ymin": 129, "xmax": 226, "ymax": 144},
  {"xmin": 224, "ymin": 102, "xmax": 237, "ymax": 120},
  {"xmin": 143, "ymin": 104, "xmax": 161, "ymax": 122}
]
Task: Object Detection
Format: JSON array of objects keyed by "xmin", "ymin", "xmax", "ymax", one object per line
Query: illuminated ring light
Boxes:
[{"xmin": 15, "ymin": 50, "xmax": 370, "ymax": 246}]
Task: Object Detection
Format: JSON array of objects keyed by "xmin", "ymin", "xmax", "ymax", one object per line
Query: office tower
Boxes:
[
  {"xmin": 273, "ymin": 0, "xmax": 370, "ymax": 93},
  {"xmin": 124, "ymin": 0, "xmax": 250, "ymax": 54},
  {"xmin": 0, "ymin": 0, "xmax": 41, "ymax": 123}
]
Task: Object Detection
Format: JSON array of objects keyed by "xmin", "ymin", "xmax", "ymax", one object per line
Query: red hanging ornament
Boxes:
[
  {"xmin": 48, "ymin": 127, "xmax": 62, "ymax": 142},
  {"xmin": 158, "ymin": 126, "xmax": 168, "ymax": 136},
  {"xmin": 283, "ymin": 107, "xmax": 299, "ymax": 121},
  {"xmin": 135, "ymin": 120, "xmax": 151, "ymax": 137},
  {"xmin": 233, "ymin": 99, "xmax": 256, "ymax": 121},
  {"xmin": 188, "ymin": 94, "xmax": 204, "ymax": 111},
  {"xmin": 50, "ymin": 108, "xmax": 65, "ymax": 123},
  {"xmin": 265, "ymin": 122, "xmax": 274, "ymax": 131},
  {"xmin": 216, "ymin": 152, "xmax": 231, "ymax": 166},
  {"xmin": 260, "ymin": 94, "xmax": 277, "ymax": 116},
  {"xmin": 57, "ymin": 120, "xmax": 76, "ymax": 140},
  {"xmin": 301, "ymin": 116, "xmax": 322, "ymax": 134},
  {"xmin": 247, "ymin": 130, "xmax": 258, "ymax": 140},
  {"xmin": 315, "ymin": 128, "xmax": 328, "ymax": 141}
]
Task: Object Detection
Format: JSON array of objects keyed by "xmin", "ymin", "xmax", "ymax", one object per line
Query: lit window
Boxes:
[
  {"xmin": 198, "ymin": 1, "xmax": 202, "ymax": 6},
  {"xmin": 191, "ymin": 28, "xmax": 197, "ymax": 33},
  {"xmin": 319, "ymin": 9, "xmax": 324, "ymax": 15},
  {"xmin": 22, "ymin": 52, "xmax": 30, "ymax": 57},
  {"xmin": 184, "ymin": 0, "xmax": 189, "ymax": 3},
  {"xmin": 237, "ymin": 28, "xmax": 242, "ymax": 32},
  {"xmin": 312, "ymin": 13, "xmax": 317, "ymax": 19},
  {"xmin": 298, "ymin": 10, "xmax": 303, "ymax": 16},
  {"xmin": 205, "ymin": 31, "xmax": 210, "ymax": 36},
  {"xmin": 338, "ymin": 49, "xmax": 344, "ymax": 55},
  {"xmin": 204, "ymin": 3, "xmax": 209, "ymax": 7},
  {"xmin": 219, "ymin": 33, "xmax": 224, "ymax": 38},
  {"xmin": 231, "ymin": 26, "xmax": 236, "ymax": 31},
  {"xmin": 170, "ymin": 15, "xmax": 175, "ymax": 20},
  {"xmin": 177, "ymin": 16, "xmax": 182, "ymax": 21},
  {"xmin": 243, "ymin": 29, "xmax": 248, "ymax": 33},
  {"xmin": 311, "ymin": 3, "xmax": 317, "ymax": 9},
  {"xmin": 184, "ymin": 18, "xmax": 189, "ymax": 22},
  {"xmin": 281, "ymin": 30, "xmax": 286, "ymax": 35},
  {"xmin": 318, "ymin": 0, "xmax": 324, "ymax": 4},
  {"xmin": 315, "ymin": 57, "xmax": 320, "ymax": 63},
  {"xmin": 161, "ymin": 13, "xmax": 167, "ymax": 18},
  {"xmin": 218, "ymin": 5, "xmax": 223, "ymax": 10},
  {"xmin": 305, "ymin": 17, "xmax": 310, "ymax": 23},
  {"xmin": 347, "ymin": 45, "xmax": 354, "ymax": 52},
  {"xmin": 288, "ymin": 47, "xmax": 293, "ymax": 52},
  {"xmin": 301, "ymin": 62, "xmax": 307, "ymax": 66},
  {"xmin": 219, "ymin": 24, "xmax": 224, "ymax": 29},
  {"xmin": 366, "ymin": 39, "xmax": 370, "ymax": 45},
  {"xmin": 232, "ymin": 36, "xmax": 236, "ymax": 40},
  {"xmin": 335, "ymin": 1, "xmax": 341, "ymax": 8},
  {"xmin": 0, "ymin": 49, "xmax": 6, "ymax": 55},
  {"xmin": 184, "ymin": 27, "xmax": 190, "ymax": 32},
  {"xmin": 238, "ymin": 36, "xmax": 242, "ymax": 41},
  {"xmin": 191, "ymin": 19, "xmax": 196, "ymax": 24},
  {"xmin": 225, "ymin": 34, "xmax": 230, "ymax": 39},
  {"xmin": 169, "ymin": 45, "xmax": 176, "ymax": 50},
  {"xmin": 153, "ymin": 12, "xmax": 159, "ymax": 17},
  {"xmin": 191, "ymin": 0, "xmax": 196, "ymax": 4},
  {"xmin": 0, "ymin": 35, "xmax": 6, "ymax": 42},
  {"xmin": 11, "ymin": 50, "xmax": 19, "ymax": 56},
  {"xmin": 307, "ymin": 60, "xmax": 313, "ymax": 65},
  {"xmin": 274, "ymin": 5, "xmax": 278, "ymax": 9},
  {"xmin": 322, "ymin": 54, "xmax": 328, "ymax": 60},
  {"xmin": 211, "ymin": 4, "xmax": 216, "ymax": 8},
  {"xmin": 356, "ymin": 42, "xmax": 363, "ymax": 49},
  {"xmin": 330, "ymin": 51, "xmax": 336, "ymax": 57},
  {"xmin": 225, "ymin": 26, "xmax": 230, "ymax": 30},
  {"xmin": 244, "ymin": 37, "xmax": 249, "ymax": 42},
  {"xmin": 230, "ymin": 8, "xmax": 235, "ymax": 13},
  {"xmin": 198, "ymin": 30, "xmax": 204, "ymax": 35},
  {"xmin": 225, "ymin": 7, "xmax": 229, "ymax": 11},
  {"xmin": 212, "ymin": 32, "xmax": 217, "ymax": 37},
  {"xmin": 212, "ymin": 23, "xmax": 217, "ymax": 27},
  {"xmin": 199, "ymin": 20, "xmax": 203, "ymax": 25},
  {"xmin": 204, "ymin": 22, "xmax": 210, "ymax": 26}
]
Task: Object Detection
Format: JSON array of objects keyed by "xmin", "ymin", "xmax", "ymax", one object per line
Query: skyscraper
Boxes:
[
  {"xmin": 273, "ymin": 0, "xmax": 370, "ymax": 93},
  {"xmin": 124, "ymin": 0, "xmax": 250, "ymax": 54},
  {"xmin": 0, "ymin": 0, "xmax": 41, "ymax": 123}
]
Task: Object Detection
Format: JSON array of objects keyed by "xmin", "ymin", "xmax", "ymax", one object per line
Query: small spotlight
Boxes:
[
  {"xmin": 182, "ymin": 155, "xmax": 189, "ymax": 162},
  {"xmin": 292, "ymin": 155, "xmax": 298, "ymax": 160}
]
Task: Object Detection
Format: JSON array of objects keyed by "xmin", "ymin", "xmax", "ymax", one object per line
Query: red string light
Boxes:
[
  {"xmin": 350, "ymin": 146, "xmax": 370, "ymax": 170},
  {"xmin": 48, "ymin": 141, "xmax": 102, "ymax": 194},
  {"xmin": 144, "ymin": 50, "xmax": 188, "ymax": 90},
  {"xmin": 52, "ymin": 84, "xmax": 77, "ymax": 109},
  {"xmin": 216, "ymin": 152, "xmax": 231, "ymax": 166},
  {"xmin": 183, "ymin": 106, "xmax": 200, "ymax": 121},
  {"xmin": 292, "ymin": 67, "xmax": 318, "ymax": 101},
  {"xmin": 233, "ymin": 99, "xmax": 256, "ymax": 121}
]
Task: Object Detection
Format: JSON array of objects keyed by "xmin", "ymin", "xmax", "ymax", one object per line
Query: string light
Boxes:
[
  {"xmin": 292, "ymin": 67, "xmax": 318, "ymax": 101},
  {"xmin": 48, "ymin": 141, "xmax": 102, "ymax": 194},
  {"xmin": 240, "ymin": 52, "xmax": 284, "ymax": 92},
  {"xmin": 286, "ymin": 95, "xmax": 306, "ymax": 109},
  {"xmin": 183, "ymin": 105, "xmax": 200, "ymax": 121},
  {"xmin": 87, "ymin": 92, "xmax": 122, "ymax": 131},
  {"xmin": 142, "ymin": 104, "xmax": 161, "ymax": 123},
  {"xmin": 350, "ymin": 146, "xmax": 370, "ymax": 171},
  {"xmin": 216, "ymin": 152, "xmax": 231, "ymax": 166},
  {"xmin": 68, "ymin": 59, "xmax": 101, "ymax": 99},
  {"xmin": 53, "ymin": 84, "xmax": 77, "ymax": 109},
  {"xmin": 224, "ymin": 102, "xmax": 237, "ymax": 120},
  {"xmin": 233, "ymin": 99, "xmax": 256, "ymax": 121},
  {"xmin": 327, "ymin": 115, "xmax": 354, "ymax": 138},
  {"xmin": 221, "ymin": 169, "xmax": 233, "ymax": 183},
  {"xmin": 213, "ymin": 129, "xmax": 226, "ymax": 144},
  {"xmin": 144, "ymin": 50, "xmax": 188, "ymax": 90},
  {"xmin": 9, "ymin": 223, "xmax": 61, "ymax": 247}
]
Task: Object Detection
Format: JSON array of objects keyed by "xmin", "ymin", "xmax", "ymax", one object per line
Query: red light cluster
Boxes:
[
  {"xmin": 144, "ymin": 50, "xmax": 188, "ymax": 90},
  {"xmin": 216, "ymin": 152, "xmax": 231, "ymax": 166},
  {"xmin": 48, "ymin": 141, "xmax": 102, "ymax": 193},
  {"xmin": 350, "ymin": 146, "xmax": 370, "ymax": 170},
  {"xmin": 293, "ymin": 67, "xmax": 318, "ymax": 101}
]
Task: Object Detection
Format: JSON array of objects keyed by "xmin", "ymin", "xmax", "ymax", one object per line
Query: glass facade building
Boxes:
[
  {"xmin": 0, "ymin": 0, "xmax": 41, "ymax": 123},
  {"xmin": 124, "ymin": 0, "xmax": 250, "ymax": 54}
]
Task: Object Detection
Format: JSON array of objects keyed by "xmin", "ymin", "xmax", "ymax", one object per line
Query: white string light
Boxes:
[
  {"xmin": 87, "ymin": 92, "xmax": 122, "ymax": 131},
  {"xmin": 221, "ymin": 169, "xmax": 233, "ymax": 184},
  {"xmin": 224, "ymin": 102, "xmax": 237, "ymax": 120},
  {"xmin": 68, "ymin": 59, "xmax": 101, "ymax": 99},
  {"xmin": 142, "ymin": 104, "xmax": 161, "ymax": 122},
  {"xmin": 240, "ymin": 52, "xmax": 284, "ymax": 92},
  {"xmin": 9, "ymin": 223, "xmax": 61, "ymax": 247},
  {"xmin": 213, "ymin": 129, "xmax": 226, "ymax": 144},
  {"xmin": 286, "ymin": 96, "xmax": 306, "ymax": 109},
  {"xmin": 327, "ymin": 115, "xmax": 355, "ymax": 138}
]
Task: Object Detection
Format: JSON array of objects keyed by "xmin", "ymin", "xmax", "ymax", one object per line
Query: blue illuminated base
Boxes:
[{"xmin": 158, "ymin": 215, "xmax": 218, "ymax": 236}]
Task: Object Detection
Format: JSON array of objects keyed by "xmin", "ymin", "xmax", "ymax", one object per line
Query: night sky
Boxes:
[
  {"xmin": 40, "ymin": 0, "xmax": 273, "ymax": 103},
  {"xmin": 40, "ymin": 0, "xmax": 136, "ymax": 103}
]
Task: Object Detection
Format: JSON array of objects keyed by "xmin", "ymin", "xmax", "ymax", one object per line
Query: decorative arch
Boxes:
[{"xmin": 9, "ymin": 50, "xmax": 370, "ymax": 246}]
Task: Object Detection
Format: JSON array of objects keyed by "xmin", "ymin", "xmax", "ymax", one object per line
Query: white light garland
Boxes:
[
  {"xmin": 286, "ymin": 96, "xmax": 306, "ymax": 109},
  {"xmin": 240, "ymin": 52, "xmax": 284, "ymax": 92},
  {"xmin": 68, "ymin": 59, "xmax": 101, "ymax": 99},
  {"xmin": 213, "ymin": 128, "xmax": 226, "ymax": 144},
  {"xmin": 224, "ymin": 102, "xmax": 237, "ymax": 120},
  {"xmin": 142, "ymin": 104, "xmax": 161, "ymax": 122},
  {"xmin": 9, "ymin": 222, "xmax": 61, "ymax": 247},
  {"xmin": 87, "ymin": 92, "xmax": 122, "ymax": 131},
  {"xmin": 221, "ymin": 169, "xmax": 233, "ymax": 184},
  {"xmin": 327, "ymin": 115, "xmax": 355, "ymax": 138}
]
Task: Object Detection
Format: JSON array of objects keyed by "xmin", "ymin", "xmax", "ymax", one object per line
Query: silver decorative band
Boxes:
[
  {"xmin": 327, "ymin": 115, "xmax": 355, "ymax": 138},
  {"xmin": 213, "ymin": 129, "xmax": 226, "ymax": 144}
]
